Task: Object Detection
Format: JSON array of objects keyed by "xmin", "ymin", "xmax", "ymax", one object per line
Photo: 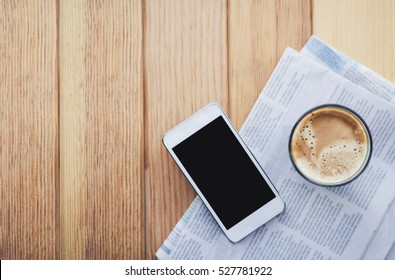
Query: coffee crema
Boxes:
[{"xmin": 289, "ymin": 105, "xmax": 371, "ymax": 186}]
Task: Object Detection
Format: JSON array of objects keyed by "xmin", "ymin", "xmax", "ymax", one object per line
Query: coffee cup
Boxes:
[{"xmin": 289, "ymin": 104, "xmax": 372, "ymax": 187}]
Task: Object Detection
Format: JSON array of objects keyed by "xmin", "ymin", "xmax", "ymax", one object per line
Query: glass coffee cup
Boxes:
[{"xmin": 289, "ymin": 104, "xmax": 372, "ymax": 187}]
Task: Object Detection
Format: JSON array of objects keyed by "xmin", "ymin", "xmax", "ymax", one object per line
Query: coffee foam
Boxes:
[{"xmin": 290, "ymin": 107, "xmax": 369, "ymax": 185}]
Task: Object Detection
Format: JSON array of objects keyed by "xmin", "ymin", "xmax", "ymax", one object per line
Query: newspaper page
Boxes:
[
  {"xmin": 300, "ymin": 35, "xmax": 395, "ymax": 259},
  {"xmin": 387, "ymin": 242, "xmax": 395, "ymax": 259},
  {"xmin": 157, "ymin": 48, "xmax": 395, "ymax": 260},
  {"xmin": 301, "ymin": 36, "xmax": 395, "ymax": 105},
  {"xmin": 363, "ymin": 201, "xmax": 395, "ymax": 259}
]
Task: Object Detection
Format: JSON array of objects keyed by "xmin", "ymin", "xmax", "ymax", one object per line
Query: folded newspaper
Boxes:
[{"xmin": 157, "ymin": 36, "xmax": 395, "ymax": 260}]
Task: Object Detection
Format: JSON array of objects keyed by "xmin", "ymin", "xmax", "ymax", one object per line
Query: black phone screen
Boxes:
[{"xmin": 173, "ymin": 116, "xmax": 276, "ymax": 229}]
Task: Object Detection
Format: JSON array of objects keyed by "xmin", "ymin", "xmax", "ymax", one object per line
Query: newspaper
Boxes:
[
  {"xmin": 300, "ymin": 36, "xmax": 395, "ymax": 259},
  {"xmin": 157, "ymin": 39, "xmax": 395, "ymax": 260},
  {"xmin": 364, "ymin": 200, "xmax": 395, "ymax": 259},
  {"xmin": 301, "ymin": 36, "xmax": 395, "ymax": 105},
  {"xmin": 387, "ymin": 242, "xmax": 395, "ymax": 259}
]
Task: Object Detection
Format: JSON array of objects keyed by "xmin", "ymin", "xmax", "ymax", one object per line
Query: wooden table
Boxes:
[{"xmin": 1, "ymin": 0, "xmax": 394, "ymax": 259}]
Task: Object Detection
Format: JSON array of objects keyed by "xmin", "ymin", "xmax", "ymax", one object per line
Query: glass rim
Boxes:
[{"xmin": 288, "ymin": 104, "xmax": 373, "ymax": 187}]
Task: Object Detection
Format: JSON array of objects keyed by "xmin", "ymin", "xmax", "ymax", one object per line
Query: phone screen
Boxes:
[{"xmin": 173, "ymin": 116, "xmax": 276, "ymax": 229}]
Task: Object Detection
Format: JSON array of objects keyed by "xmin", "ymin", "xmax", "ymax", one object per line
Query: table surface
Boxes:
[{"xmin": 1, "ymin": 0, "xmax": 394, "ymax": 259}]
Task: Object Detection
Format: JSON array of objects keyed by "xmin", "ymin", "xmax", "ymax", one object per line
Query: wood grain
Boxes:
[
  {"xmin": 0, "ymin": 0, "xmax": 58, "ymax": 259},
  {"xmin": 313, "ymin": 0, "xmax": 395, "ymax": 82},
  {"xmin": 2, "ymin": 0, "xmax": 394, "ymax": 260},
  {"xmin": 143, "ymin": 0, "xmax": 228, "ymax": 259},
  {"xmin": 60, "ymin": 0, "xmax": 144, "ymax": 259},
  {"xmin": 228, "ymin": 0, "xmax": 312, "ymax": 128}
]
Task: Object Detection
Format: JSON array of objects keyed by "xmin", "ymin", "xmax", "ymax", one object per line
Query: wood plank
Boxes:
[
  {"xmin": 60, "ymin": 0, "xmax": 144, "ymax": 259},
  {"xmin": 144, "ymin": 0, "xmax": 228, "ymax": 259},
  {"xmin": 228, "ymin": 0, "xmax": 312, "ymax": 128},
  {"xmin": 0, "ymin": 0, "xmax": 58, "ymax": 259},
  {"xmin": 313, "ymin": 0, "xmax": 395, "ymax": 82}
]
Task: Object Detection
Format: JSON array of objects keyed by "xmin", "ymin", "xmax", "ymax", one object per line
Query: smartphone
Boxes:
[{"xmin": 163, "ymin": 103, "xmax": 285, "ymax": 242}]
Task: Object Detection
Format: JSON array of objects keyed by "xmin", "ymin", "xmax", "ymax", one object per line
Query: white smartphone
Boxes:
[{"xmin": 163, "ymin": 103, "xmax": 285, "ymax": 242}]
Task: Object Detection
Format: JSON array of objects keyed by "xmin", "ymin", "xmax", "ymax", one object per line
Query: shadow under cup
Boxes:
[{"xmin": 289, "ymin": 104, "xmax": 372, "ymax": 187}]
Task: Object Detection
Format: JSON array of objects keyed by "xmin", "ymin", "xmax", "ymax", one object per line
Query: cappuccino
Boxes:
[{"xmin": 289, "ymin": 105, "xmax": 371, "ymax": 186}]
